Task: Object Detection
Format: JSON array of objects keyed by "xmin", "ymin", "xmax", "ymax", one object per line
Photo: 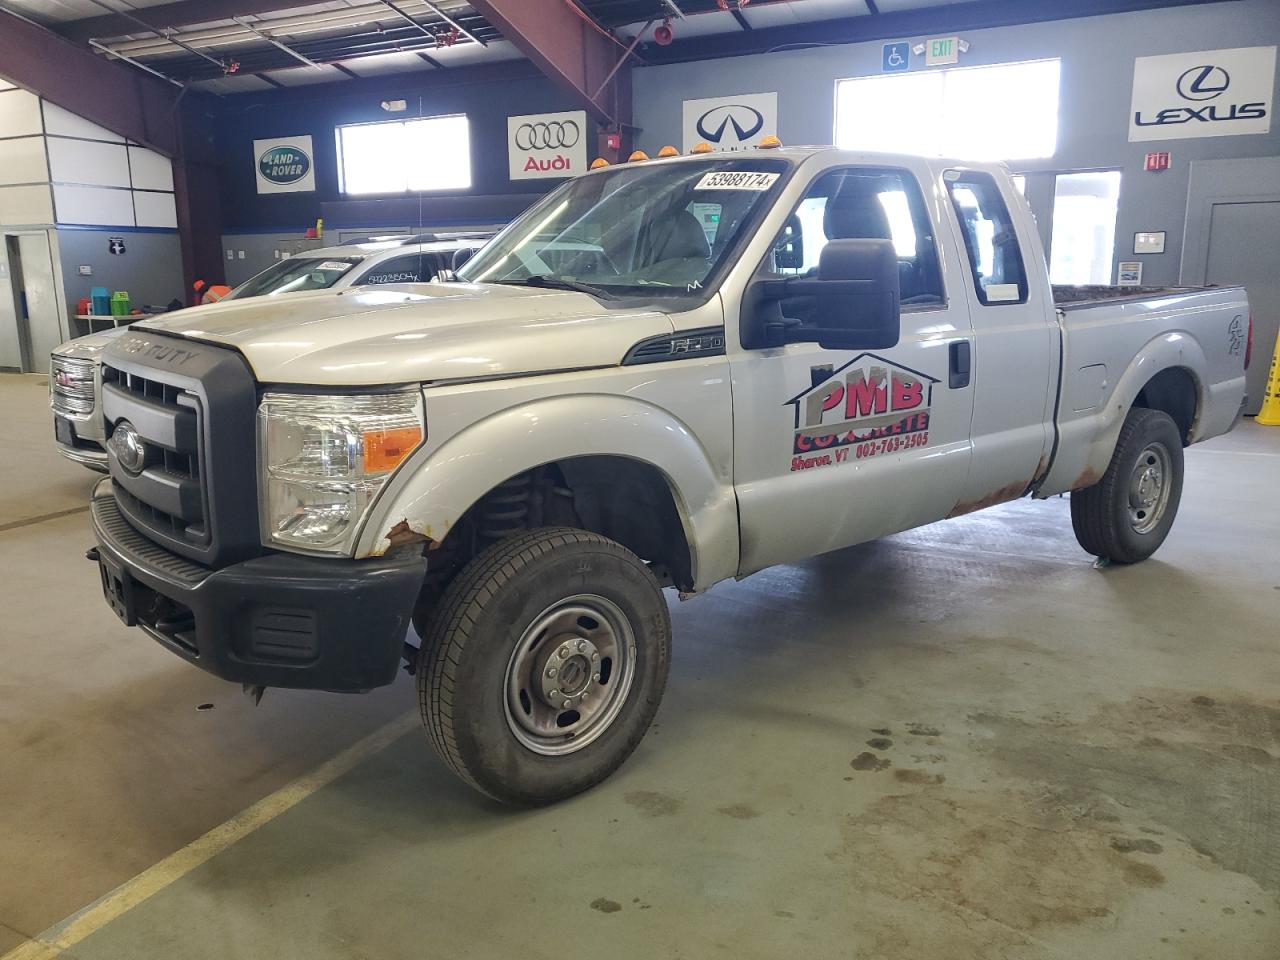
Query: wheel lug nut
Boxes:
[
  {"xmin": 592, "ymin": 673, "xmax": 600, "ymax": 682},
  {"xmin": 559, "ymin": 645, "xmax": 571, "ymax": 658},
  {"xmin": 562, "ymin": 700, "xmax": 572, "ymax": 710},
  {"xmin": 546, "ymin": 667, "xmax": 557, "ymax": 678},
  {"xmin": 591, "ymin": 653, "xmax": 599, "ymax": 661},
  {"xmin": 577, "ymin": 640, "xmax": 586, "ymax": 652}
]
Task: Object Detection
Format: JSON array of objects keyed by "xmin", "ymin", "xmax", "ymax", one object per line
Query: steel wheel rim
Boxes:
[
  {"xmin": 504, "ymin": 594, "xmax": 636, "ymax": 756},
  {"xmin": 1127, "ymin": 442, "xmax": 1172, "ymax": 534}
]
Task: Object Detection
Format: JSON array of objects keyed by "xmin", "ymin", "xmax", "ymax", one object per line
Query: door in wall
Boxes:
[
  {"xmin": 1204, "ymin": 202, "xmax": 1280, "ymax": 416},
  {"xmin": 1183, "ymin": 157, "xmax": 1280, "ymax": 417},
  {"xmin": 2, "ymin": 232, "xmax": 64, "ymax": 374}
]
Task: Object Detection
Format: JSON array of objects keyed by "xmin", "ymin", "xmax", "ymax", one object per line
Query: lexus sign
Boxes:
[
  {"xmin": 1129, "ymin": 46, "xmax": 1276, "ymax": 142},
  {"xmin": 682, "ymin": 92, "xmax": 778, "ymax": 152},
  {"xmin": 508, "ymin": 110, "xmax": 588, "ymax": 181}
]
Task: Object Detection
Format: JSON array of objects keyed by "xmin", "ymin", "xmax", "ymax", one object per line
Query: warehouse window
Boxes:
[
  {"xmin": 835, "ymin": 59, "xmax": 1060, "ymax": 161},
  {"xmin": 1049, "ymin": 170, "xmax": 1122, "ymax": 285},
  {"xmin": 336, "ymin": 114, "xmax": 471, "ymax": 195}
]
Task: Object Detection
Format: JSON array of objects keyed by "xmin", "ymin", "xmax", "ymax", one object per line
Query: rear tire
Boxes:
[
  {"xmin": 416, "ymin": 527, "xmax": 671, "ymax": 805},
  {"xmin": 1070, "ymin": 407, "xmax": 1184, "ymax": 564}
]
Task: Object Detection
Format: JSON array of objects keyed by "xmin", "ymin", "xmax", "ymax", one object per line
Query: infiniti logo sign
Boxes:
[
  {"xmin": 1176, "ymin": 64, "xmax": 1230, "ymax": 101},
  {"xmin": 696, "ymin": 104, "xmax": 764, "ymax": 144}
]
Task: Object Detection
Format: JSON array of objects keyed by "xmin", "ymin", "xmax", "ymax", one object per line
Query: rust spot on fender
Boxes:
[
  {"xmin": 371, "ymin": 520, "xmax": 439, "ymax": 556},
  {"xmin": 1072, "ymin": 467, "xmax": 1102, "ymax": 490},
  {"xmin": 946, "ymin": 479, "xmax": 1032, "ymax": 519}
]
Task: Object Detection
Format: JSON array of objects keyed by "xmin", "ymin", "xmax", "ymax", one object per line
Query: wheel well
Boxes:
[
  {"xmin": 425, "ymin": 456, "xmax": 695, "ymax": 596},
  {"xmin": 1133, "ymin": 367, "xmax": 1198, "ymax": 444}
]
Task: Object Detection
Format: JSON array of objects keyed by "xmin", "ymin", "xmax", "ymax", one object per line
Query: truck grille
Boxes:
[
  {"xmin": 50, "ymin": 356, "xmax": 96, "ymax": 416},
  {"xmin": 101, "ymin": 365, "xmax": 208, "ymax": 547}
]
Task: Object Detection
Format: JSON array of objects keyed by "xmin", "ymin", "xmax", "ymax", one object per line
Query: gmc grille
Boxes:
[{"xmin": 50, "ymin": 356, "xmax": 96, "ymax": 416}]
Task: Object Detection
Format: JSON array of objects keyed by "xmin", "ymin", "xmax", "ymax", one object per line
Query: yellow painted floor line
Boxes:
[{"xmin": 2, "ymin": 712, "xmax": 419, "ymax": 960}]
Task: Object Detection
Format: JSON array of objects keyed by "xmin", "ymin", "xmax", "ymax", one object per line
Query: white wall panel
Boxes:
[
  {"xmin": 0, "ymin": 184, "xmax": 54, "ymax": 226},
  {"xmin": 0, "ymin": 89, "xmax": 43, "ymax": 138},
  {"xmin": 0, "ymin": 137, "xmax": 49, "ymax": 185},
  {"xmin": 127, "ymin": 146, "xmax": 174, "ymax": 191},
  {"xmin": 132, "ymin": 190, "xmax": 177, "ymax": 228},
  {"xmin": 53, "ymin": 183, "xmax": 134, "ymax": 226},
  {"xmin": 41, "ymin": 102, "xmax": 124, "ymax": 142},
  {"xmin": 48, "ymin": 137, "xmax": 131, "ymax": 188}
]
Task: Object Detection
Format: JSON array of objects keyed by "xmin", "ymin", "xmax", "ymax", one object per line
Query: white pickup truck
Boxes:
[{"xmin": 87, "ymin": 146, "xmax": 1252, "ymax": 805}]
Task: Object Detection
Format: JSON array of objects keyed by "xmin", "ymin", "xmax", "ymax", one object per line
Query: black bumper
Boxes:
[{"xmin": 91, "ymin": 481, "xmax": 427, "ymax": 692}]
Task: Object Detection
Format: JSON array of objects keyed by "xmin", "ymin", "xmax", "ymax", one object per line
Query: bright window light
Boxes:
[
  {"xmin": 835, "ymin": 59, "xmax": 1060, "ymax": 161},
  {"xmin": 337, "ymin": 114, "xmax": 471, "ymax": 195},
  {"xmin": 1049, "ymin": 170, "xmax": 1122, "ymax": 285}
]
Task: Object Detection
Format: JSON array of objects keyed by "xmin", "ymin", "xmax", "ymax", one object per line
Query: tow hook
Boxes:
[{"xmin": 85, "ymin": 546, "xmax": 100, "ymax": 562}]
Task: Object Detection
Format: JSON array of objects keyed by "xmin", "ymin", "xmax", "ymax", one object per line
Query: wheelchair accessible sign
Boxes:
[{"xmin": 883, "ymin": 42, "xmax": 910, "ymax": 72}]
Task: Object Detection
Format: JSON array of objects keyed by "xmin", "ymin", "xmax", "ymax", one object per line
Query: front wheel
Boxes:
[
  {"xmin": 416, "ymin": 527, "xmax": 671, "ymax": 805},
  {"xmin": 1070, "ymin": 407, "xmax": 1184, "ymax": 564}
]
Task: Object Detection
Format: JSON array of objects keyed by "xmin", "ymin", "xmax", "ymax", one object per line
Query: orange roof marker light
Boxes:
[
  {"xmin": 590, "ymin": 157, "xmax": 610, "ymax": 169},
  {"xmin": 758, "ymin": 135, "xmax": 782, "ymax": 149},
  {"xmin": 690, "ymin": 142, "xmax": 713, "ymax": 154},
  {"xmin": 628, "ymin": 150, "xmax": 650, "ymax": 162},
  {"xmin": 657, "ymin": 145, "xmax": 679, "ymax": 157}
]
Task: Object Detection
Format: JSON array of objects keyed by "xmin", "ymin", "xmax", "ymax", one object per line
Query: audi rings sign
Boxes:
[
  {"xmin": 508, "ymin": 110, "xmax": 589, "ymax": 181},
  {"xmin": 682, "ymin": 92, "xmax": 778, "ymax": 153}
]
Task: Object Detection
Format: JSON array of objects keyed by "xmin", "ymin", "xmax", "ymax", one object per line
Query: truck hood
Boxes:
[{"xmin": 132, "ymin": 283, "xmax": 675, "ymax": 385}]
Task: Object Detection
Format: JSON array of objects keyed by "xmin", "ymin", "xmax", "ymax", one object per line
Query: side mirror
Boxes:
[
  {"xmin": 744, "ymin": 238, "xmax": 901, "ymax": 351},
  {"xmin": 452, "ymin": 247, "xmax": 475, "ymax": 272}
]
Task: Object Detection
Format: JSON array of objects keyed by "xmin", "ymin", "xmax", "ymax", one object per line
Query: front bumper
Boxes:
[
  {"xmin": 90, "ymin": 480, "xmax": 427, "ymax": 692},
  {"xmin": 54, "ymin": 415, "xmax": 108, "ymax": 472}
]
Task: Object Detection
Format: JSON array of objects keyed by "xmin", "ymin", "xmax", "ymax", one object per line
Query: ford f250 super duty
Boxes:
[{"xmin": 86, "ymin": 147, "xmax": 1252, "ymax": 804}]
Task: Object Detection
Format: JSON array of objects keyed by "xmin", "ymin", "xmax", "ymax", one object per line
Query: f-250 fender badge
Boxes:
[{"xmin": 785, "ymin": 353, "xmax": 937, "ymax": 472}]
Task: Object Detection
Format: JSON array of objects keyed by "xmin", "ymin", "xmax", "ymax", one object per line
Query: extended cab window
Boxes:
[
  {"xmin": 765, "ymin": 167, "xmax": 943, "ymax": 307},
  {"xmin": 945, "ymin": 171, "xmax": 1028, "ymax": 305}
]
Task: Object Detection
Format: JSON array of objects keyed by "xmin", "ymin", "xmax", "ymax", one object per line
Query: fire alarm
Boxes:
[
  {"xmin": 1144, "ymin": 151, "xmax": 1170, "ymax": 172},
  {"xmin": 605, "ymin": 132, "xmax": 621, "ymax": 151}
]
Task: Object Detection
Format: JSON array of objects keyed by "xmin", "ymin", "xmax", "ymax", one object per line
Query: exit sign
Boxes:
[{"xmin": 926, "ymin": 36, "xmax": 959, "ymax": 66}]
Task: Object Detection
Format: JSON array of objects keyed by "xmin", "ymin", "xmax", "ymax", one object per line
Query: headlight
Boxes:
[{"xmin": 258, "ymin": 391, "xmax": 424, "ymax": 554}]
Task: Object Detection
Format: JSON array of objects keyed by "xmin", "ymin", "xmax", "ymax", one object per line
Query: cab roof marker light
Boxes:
[
  {"xmin": 657, "ymin": 145, "xmax": 679, "ymax": 157},
  {"xmin": 759, "ymin": 135, "xmax": 782, "ymax": 149},
  {"xmin": 690, "ymin": 142, "xmax": 713, "ymax": 155},
  {"xmin": 628, "ymin": 150, "xmax": 650, "ymax": 162},
  {"xmin": 590, "ymin": 157, "xmax": 610, "ymax": 169}
]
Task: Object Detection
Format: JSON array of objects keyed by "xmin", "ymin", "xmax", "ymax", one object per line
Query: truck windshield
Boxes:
[
  {"xmin": 227, "ymin": 257, "xmax": 362, "ymax": 300},
  {"xmin": 458, "ymin": 157, "xmax": 790, "ymax": 296}
]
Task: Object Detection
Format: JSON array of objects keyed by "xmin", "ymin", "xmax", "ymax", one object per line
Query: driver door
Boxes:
[{"xmin": 730, "ymin": 164, "xmax": 976, "ymax": 574}]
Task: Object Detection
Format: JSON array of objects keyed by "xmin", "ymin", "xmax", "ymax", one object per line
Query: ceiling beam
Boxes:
[
  {"xmin": 0, "ymin": 8, "xmax": 185, "ymax": 156},
  {"xmin": 467, "ymin": 0, "xmax": 633, "ymax": 125},
  {"xmin": 640, "ymin": 0, "xmax": 1240, "ymax": 63},
  {"xmin": 59, "ymin": 0, "xmax": 323, "ymax": 43}
]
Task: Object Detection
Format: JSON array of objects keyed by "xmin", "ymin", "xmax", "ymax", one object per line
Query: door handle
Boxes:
[{"xmin": 949, "ymin": 340, "xmax": 971, "ymax": 389}]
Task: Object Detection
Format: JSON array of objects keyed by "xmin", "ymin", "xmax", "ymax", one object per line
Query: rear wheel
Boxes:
[
  {"xmin": 416, "ymin": 527, "xmax": 670, "ymax": 805},
  {"xmin": 1070, "ymin": 407, "xmax": 1184, "ymax": 564}
]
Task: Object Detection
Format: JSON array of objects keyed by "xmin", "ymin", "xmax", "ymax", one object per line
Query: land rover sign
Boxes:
[{"xmin": 253, "ymin": 135, "xmax": 316, "ymax": 194}]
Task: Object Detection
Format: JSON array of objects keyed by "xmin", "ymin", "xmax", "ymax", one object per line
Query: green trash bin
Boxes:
[{"xmin": 110, "ymin": 290, "xmax": 131, "ymax": 317}]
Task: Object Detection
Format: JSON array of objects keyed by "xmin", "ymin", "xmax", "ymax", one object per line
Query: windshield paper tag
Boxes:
[
  {"xmin": 316, "ymin": 260, "xmax": 354, "ymax": 272},
  {"xmin": 695, "ymin": 171, "xmax": 779, "ymax": 191}
]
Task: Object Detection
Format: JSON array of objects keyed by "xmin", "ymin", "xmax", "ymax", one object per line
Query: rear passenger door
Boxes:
[
  {"xmin": 941, "ymin": 169, "xmax": 1056, "ymax": 511},
  {"xmin": 354, "ymin": 253, "xmax": 430, "ymax": 285}
]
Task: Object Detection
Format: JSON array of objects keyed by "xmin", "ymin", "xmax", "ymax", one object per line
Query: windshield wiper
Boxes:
[{"xmin": 504, "ymin": 275, "xmax": 617, "ymax": 300}]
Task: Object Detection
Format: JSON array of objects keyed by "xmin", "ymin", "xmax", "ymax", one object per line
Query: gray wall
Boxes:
[
  {"xmin": 56, "ymin": 228, "xmax": 184, "ymax": 324},
  {"xmin": 633, "ymin": 0, "xmax": 1280, "ymax": 286}
]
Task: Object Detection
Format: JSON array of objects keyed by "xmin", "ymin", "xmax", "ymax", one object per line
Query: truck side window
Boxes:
[
  {"xmin": 945, "ymin": 171, "xmax": 1028, "ymax": 305},
  {"xmin": 766, "ymin": 168, "xmax": 943, "ymax": 307},
  {"xmin": 359, "ymin": 254, "xmax": 427, "ymax": 284}
]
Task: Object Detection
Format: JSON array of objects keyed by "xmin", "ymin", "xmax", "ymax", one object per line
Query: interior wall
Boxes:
[
  {"xmin": 214, "ymin": 65, "xmax": 579, "ymax": 234},
  {"xmin": 632, "ymin": 0, "xmax": 1280, "ymax": 286},
  {"xmin": 56, "ymin": 228, "xmax": 184, "ymax": 322}
]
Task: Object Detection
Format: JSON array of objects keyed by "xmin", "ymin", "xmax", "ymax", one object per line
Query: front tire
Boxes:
[
  {"xmin": 1070, "ymin": 407, "xmax": 1184, "ymax": 564},
  {"xmin": 416, "ymin": 527, "xmax": 671, "ymax": 805}
]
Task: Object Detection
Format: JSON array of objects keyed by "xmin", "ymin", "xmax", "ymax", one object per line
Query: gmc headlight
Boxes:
[{"xmin": 258, "ymin": 391, "xmax": 424, "ymax": 554}]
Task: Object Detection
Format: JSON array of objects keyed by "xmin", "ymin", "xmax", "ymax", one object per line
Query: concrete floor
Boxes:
[{"xmin": 3, "ymin": 370, "xmax": 1279, "ymax": 960}]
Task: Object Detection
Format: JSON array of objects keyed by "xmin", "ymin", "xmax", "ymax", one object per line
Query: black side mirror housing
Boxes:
[{"xmin": 744, "ymin": 238, "xmax": 901, "ymax": 351}]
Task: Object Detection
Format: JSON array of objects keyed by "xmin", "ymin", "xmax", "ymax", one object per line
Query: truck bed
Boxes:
[{"xmin": 1052, "ymin": 285, "xmax": 1202, "ymax": 308}]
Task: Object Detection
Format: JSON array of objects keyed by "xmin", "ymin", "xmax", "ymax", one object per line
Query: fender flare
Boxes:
[
  {"xmin": 1041, "ymin": 331, "xmax": 1206, "ymax": 495},
  {"xmin": 355, "ymin": 393, "xmax": 740, "ymax": 589}
]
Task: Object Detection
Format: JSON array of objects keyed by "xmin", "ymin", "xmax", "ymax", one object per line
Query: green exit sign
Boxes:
[{"xmin": 926, "ymin": 36, "xmax": 959, "ymax": 66}]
